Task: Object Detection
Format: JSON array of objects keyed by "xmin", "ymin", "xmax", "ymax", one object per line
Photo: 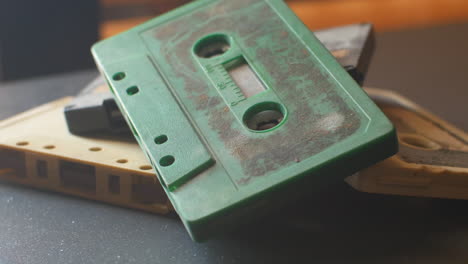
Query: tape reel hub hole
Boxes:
[
  {"xmin": 244, "ymin": 102, "xmax": 286, "ymax": 132},
  {"xmin": 194, "ymin": 34, "xmax": 230, "ymax": 58}
]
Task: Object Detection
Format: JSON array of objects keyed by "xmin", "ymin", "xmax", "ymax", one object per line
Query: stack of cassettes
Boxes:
[{"xmin": 1, "ymin": 0, "xmax": 466, "ymax": 242}]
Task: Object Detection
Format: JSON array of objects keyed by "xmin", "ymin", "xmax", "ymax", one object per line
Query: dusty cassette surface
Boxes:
[
  {"xmin": 92, "ymin": 0, "xmax": 397, "ymax": 241},
  {"xmin": 67, "ymin": 23, "xmax": 375, "ymax": 135},
  {"xmin": 347, "ymin": 88, "xmax": 468, "ymax": 199},
  {"xmin": 0, "ymin": 96, "xmax": 171, "ymax": 214}
]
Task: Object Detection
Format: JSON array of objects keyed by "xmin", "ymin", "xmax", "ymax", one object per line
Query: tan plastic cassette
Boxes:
[
  {"xmin": 347, "ymin": 88, "xmax": 468, "ymax": 199},
  {"xmin": 0, "ymin": 97, "xmax": 172, "ymax": 214}
]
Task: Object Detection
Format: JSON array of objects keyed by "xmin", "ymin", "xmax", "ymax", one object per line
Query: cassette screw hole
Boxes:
[
  {"xmin": 89, "ymin": 147, "xmax": 102, "ymax": 152},
  {"xmin": 160, "ymin": 155, "xmax": 175, "ymax": 167},
  {"xmin": 113, "ymin": 72, "xmax": 126, "ymax": 81},
  {"xmin": 126, "ymin": 86, "xmax": 139, "ymax": 95},
  {"xmin": 117, "ymin": 159, "xmax": 128, "ymax": 164},
  {"xmin": 194, "ymin": 34, "xmax": 230, "ymax": 58},
  {"xmin": 154, "ymin": 135, "xmax": 168, "ymax": 145},
  {"xmin": 139, "ymin": 165, "xmax": 152, "ymax": 170},
  {"xmin": 44, "ymin": 145, "xmax": 55, "ymax": 150},
  {"xmin": 400, "ymin": 134, "xmax": 440, "ymax": 150},
  {"xmin": 16, "ymin": 141, "xmax": 29, "ymax": 146},
  {"xmin": 244, "ymin": 102, "xmax": 286, "ymax": 132}
]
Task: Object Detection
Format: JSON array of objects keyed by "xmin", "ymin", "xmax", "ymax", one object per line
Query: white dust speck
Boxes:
[{"xmin": 316, "ymin": 112, "xmax": 345, "ymax": 133}]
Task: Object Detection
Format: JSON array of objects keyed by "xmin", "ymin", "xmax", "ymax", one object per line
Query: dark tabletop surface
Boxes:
[{"xmin": 0, "ymin": 23, "xmax": 467, "ymax": 264}]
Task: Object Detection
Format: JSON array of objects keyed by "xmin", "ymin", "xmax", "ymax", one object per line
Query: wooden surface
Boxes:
[
  {"xmin": 100, "ymin": 0, "xmax": 468, "ymax": 38},
  {"xmin": 289, "ymin": 0, "xmax": 468, "ymax": 31}
]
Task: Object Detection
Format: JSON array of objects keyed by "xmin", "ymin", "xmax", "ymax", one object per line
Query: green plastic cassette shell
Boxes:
[{"xmin": 92, "ymin": 0, "xmax": 397, "ymax": 241}]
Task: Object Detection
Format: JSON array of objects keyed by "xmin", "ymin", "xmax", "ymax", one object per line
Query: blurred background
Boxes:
[
  {"xmin": 100, "ymin": 0, "xmax": 468, "ymax": 37},
  {"xmin": 1, "ymin": 0, "xmax": 468, "ymax": 81}
]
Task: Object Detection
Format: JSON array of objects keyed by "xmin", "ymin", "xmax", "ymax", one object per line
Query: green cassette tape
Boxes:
[{"xmin": 92, "ymin": 0, "xmax": 397, "ymax": 241}]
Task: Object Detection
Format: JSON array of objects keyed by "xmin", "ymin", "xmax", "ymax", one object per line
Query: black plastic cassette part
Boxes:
[
  {"xmin": 314, "ymin": 23, "xmax": 375, "ymax": 85},
  {"xmin": 64, "ymin": 92, "xmax": 128, "ymax": 135}
]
